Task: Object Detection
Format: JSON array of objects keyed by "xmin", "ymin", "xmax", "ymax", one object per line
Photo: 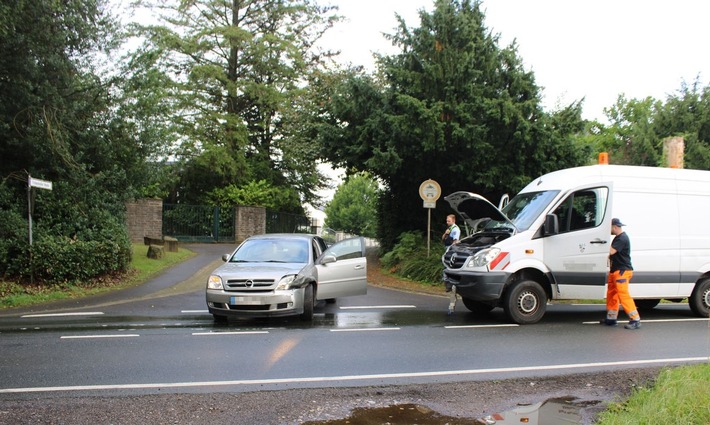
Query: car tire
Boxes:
[
  {"xmin": 689, "ymin": 278, "xmax": 710, "ymax": 317},
  {"xmin": 461, "ymin": 297, "xmax": 494, "ymax": 317},
  {"xmin": 300, "ymin": 284, "xmax": 314, "ymax": 321},
  {"xmin": 503, "ymin": 280, "xmax": 546, "ymax": 324}
]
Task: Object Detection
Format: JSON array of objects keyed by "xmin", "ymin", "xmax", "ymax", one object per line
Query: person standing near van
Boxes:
[
  {"xmin": 442, "ymin": 214, "xmax": 460, "ymax": 247},
  {"xmin": 601, "ymin": 218, "xmax": 641, "ymax": 329}
]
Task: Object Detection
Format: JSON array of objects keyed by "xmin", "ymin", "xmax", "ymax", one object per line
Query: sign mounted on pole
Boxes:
[
  {"xmin": 419, "ymin": 179, "xmax": 441, "ymax": 257},
  {"xmin": 29, "ymin": 177, "xmax": 53, "ymax": 191}
]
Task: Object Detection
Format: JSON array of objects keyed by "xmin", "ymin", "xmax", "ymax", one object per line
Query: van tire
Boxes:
[
  {"xmin": 461, "ymin": 297, "xmax": 495, "ymax": 317},
  {"xmin": 635, "ymin": 299, "xmax": 660, "ymax": 310},
  {"xmin": 689, "ymin": 278, "xmax": 710, "ymax": 318},
  {"xmin": 504, "ymin": 280, "xmax": 546, "ymax": 324},
  {"xmin": 300, "ymin": 284, "xmax": 315, "ymax": 321}
]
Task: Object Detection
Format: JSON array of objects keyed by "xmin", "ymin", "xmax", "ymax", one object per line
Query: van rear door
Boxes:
[{"xmin": 543, "ymin": 184, "xmax": 613, "ymax": 299}]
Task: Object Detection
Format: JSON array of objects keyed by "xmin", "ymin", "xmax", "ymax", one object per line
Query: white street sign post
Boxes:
[
  {"xmin": 419, "ymin": 179, "xmax": 441, "ymax": 257},
  {"xmin": 27, "ymin": 176, "xmax": 53, "ymax": 284}
]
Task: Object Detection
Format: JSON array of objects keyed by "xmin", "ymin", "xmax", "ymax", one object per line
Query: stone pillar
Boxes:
[
  {"xmin": 235, "ymin": 206, "xmax": 266, "ymax": 243},
  {"xmin": 663, "ymin": 137, "xmax": 684, "ymax": 169},
  {"xmin": 125, "ymin": 198, "xmax": 163, "ymax": 243}
]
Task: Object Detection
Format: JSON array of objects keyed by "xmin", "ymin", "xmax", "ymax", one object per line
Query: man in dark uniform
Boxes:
[{"xmin": 601, "ymin": 218, "xmax": 641, "ymax": 329}]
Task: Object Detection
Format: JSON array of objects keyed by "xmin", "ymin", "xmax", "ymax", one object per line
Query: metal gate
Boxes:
[{"xmin": 163, "ymin": 204, "xmax": 235, "ymax": 243}]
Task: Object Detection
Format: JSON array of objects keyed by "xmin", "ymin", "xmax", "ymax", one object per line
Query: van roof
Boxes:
[{"xmin": 521, "ymin": 164, "xmax": 710, "ymax": 194}]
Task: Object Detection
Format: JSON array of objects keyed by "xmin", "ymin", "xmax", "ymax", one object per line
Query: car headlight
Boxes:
[
  {"xmin": 275, "ymin": 275, "xmax": 297, "ymax": 290},
  {"xmin": 469, "ymin": 247, "xmax": 501, "ymax": 267},
  {"xmin": 207, "ymin": 275, "xmax": 224, "ymax": 290}
]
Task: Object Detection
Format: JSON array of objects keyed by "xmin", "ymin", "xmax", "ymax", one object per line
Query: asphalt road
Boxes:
[{"xmin": 0, "ymin": 244, "xmax": 708, "ymax": 423}]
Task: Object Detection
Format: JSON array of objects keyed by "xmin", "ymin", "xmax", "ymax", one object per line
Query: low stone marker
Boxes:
[
  {"xmin": 163, "ymin": 236, "xmax": 179, "ymax": 252},
  {"xmin": 147, "ymin": 244, "xmax": 164, "ymax": 259}
]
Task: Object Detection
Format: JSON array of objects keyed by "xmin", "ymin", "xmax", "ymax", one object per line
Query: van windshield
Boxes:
[{"xmin": 498, "ymin": 190, "xmax": 560, "ymax": 231}]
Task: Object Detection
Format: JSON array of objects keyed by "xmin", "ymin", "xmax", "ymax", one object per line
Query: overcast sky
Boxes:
[{"xmin": 319, "ymin": 0, "xmax": 709, "ymax": 122}]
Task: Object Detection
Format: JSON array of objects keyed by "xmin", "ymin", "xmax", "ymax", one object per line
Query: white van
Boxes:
[{"xmin": 441, "ymin": 164, "xmax": 710, "ymax": 324}]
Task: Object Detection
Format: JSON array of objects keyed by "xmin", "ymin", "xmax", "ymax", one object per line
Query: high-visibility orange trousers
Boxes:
[{"xmin": 606, "ymin": 270, "xmax": 640, "ymax": 322}]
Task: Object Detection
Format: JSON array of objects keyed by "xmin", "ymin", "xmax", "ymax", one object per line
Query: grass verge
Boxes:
[
  {"xmin": 595, "ymin": 362, "xmax": 710, "ymax": 424},
  {"xmin": 0, "ymin": 243, "xmax": 195, "ymax": 309}
]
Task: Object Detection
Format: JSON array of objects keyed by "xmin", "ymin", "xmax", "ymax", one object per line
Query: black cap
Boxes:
[{"xmin": 612, "ymin": 218, "xmax": 625, "ymax": 227}]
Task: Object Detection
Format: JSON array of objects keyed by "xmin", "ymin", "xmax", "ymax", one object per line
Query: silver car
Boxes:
[{"xmin": 206, "ymin": 234, "xmax": 368, "ymax": 321}]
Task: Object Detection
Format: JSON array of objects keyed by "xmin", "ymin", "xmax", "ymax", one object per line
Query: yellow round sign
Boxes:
[{"xmin": 419, "ymin": 179, "xmax": 441, "ymax": 202}]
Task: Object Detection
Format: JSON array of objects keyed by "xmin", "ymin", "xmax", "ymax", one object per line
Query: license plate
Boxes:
[{"xmin": 230, "ymin": 296, "xmax": 257, "ymax": 304}]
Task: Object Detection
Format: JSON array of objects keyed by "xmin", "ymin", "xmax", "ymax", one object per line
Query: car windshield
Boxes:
[
  {"xmin": 230, "ymin": 239, "xmax": 309, "ymax": 263},
  {"xmin": 493, "ymin": 190, "xmax": 560, "ymax": 232}
]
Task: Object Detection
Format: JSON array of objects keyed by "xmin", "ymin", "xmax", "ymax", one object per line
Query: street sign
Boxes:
[
  {"xmin": 419, "ymin": 179, "xmax": 440, "ymax": 202},
  {"xmin": 29, "ymin": 177, "xmax": 52, "ymax": 190},
  {"xmin": 423, "ymin": 201, "xmax": 436, "ymax": 208}
]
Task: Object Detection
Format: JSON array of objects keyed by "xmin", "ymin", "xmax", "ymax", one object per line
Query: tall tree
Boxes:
[
  {"xmin": 315, "ymin": 0, "xmax": 587, "ymax": 248},
  {"xmin": 0, "ymin": 0, "xmax": 135, "ymax": 283},
  {"xmin": 324, "ymin": 173, "xmax": 379, "ymax": 237},
  {"xmin": 126, "ymin": 0, "xmax": 341, "ymax": 208}
]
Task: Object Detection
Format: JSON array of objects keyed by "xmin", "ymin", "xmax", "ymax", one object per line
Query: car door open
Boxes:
[{"xmin": 315, "ymin": 237, "xmax": 367, "ymax": 300}]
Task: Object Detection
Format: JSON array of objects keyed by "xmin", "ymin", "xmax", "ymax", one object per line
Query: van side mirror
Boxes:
[{"xmin": 544, "ymin": 214, "xmax": 559, "ymax": 236}]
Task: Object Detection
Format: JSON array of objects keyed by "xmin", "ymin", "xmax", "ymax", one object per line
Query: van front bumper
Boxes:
[{"xmin": 443, "ymin": 269, "xmax": 510, "ymax": 301}]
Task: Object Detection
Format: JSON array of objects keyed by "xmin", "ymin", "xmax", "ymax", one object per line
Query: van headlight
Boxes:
[
  {"xmin": 469, "ymin": 248, "xmax": 501, "ymax": 267},
  {"xmin": 276, "ymin": 275, "xmax": 297, "ymax": 290},
  {"xmin": 207, "ymin": 275, "xmax": 224, "ymax": 290}
]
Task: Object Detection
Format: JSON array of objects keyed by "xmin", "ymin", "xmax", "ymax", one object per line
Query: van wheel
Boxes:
[
  {"xmin": 461, "ymin": 297, "xmax": 495, "ymax": 317},
  {"xmin": 689, "ymin": 278, "xmax": 710, "ymax": 317},
  {"xmin": 635, "ymin": 299, "xmax": 660, "ymax": 310},
  {"xmin": 504, "ymin": 280, "xmax": 546, "ymax": 324},
  {"xmin": 300, "ymin": 284, "xmax": 315, "ymax": 321}
]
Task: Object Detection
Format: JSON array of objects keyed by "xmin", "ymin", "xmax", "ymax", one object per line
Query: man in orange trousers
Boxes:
[{"xmin": 601, "ymin": 218, "xmax": 641, "ymax": 329}]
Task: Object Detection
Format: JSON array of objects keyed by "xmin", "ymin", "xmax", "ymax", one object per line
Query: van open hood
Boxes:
[{"xmin": 444, "ymin": 191, "xmax": 517, "ymax": 232}]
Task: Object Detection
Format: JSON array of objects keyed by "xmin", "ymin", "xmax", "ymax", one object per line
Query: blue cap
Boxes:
[{"xmin": 612, "ymin": 218, "xmax": 626, "ymax": 227}]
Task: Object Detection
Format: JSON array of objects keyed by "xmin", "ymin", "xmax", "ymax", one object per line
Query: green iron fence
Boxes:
[
  {"xmin": 266, "ymin": 210, "xmax": 317, "ymax": 234},
  {"xmin": 163, "ymin": 204, "xmax": 235, "ymax": 243}
]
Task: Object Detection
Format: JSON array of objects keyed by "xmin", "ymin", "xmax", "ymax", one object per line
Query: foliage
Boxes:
[
  {"xmin": 380, "ymin": 231, "xmax": 445, "ymax": 284},
  {"xmin": 0, "ymin": 0, "xmax": 144, "ymax": 285},
  {"xmin": 207, "ymin": 179, "xmax": 303, "ymax": 213},
  {"xmin": 324, "ymin": 173, "xmax": 379, "ymax": 237},
  {"xmin": 125, "ymin": 0, "xmax": 341, "ymax": 206},
  {"xmin": 314, "ymin": 0, "xmax": 588, "ymax": 249},
  {"xmin": 1, "ymin": 244, "xmax": 194, "ymax": 309},
  {"xmin": 596, "ymin": 363, "xmax": 710, "ymax": 424},
  {"xmin": 584, "ymin": 78, "xmax": 710, "ymax": 169}
]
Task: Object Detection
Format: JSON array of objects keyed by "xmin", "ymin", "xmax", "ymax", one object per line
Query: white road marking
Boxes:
[
  {"xmin": 182, "ymin": 310, "xmax": 209, "ymax": 314},
  {"xmin": 445, "ymin": 324, "xmax": 519, "ymax": 329},
  {"xmin": 583, "ymin": 318, "xmax": 709, "ymax": 325},
  {"xmin": 1, "ymin": 357, "xmax": 705, "ymax": 394},
  {"xmin": 330, "ymin": 327, "xmax": 400, "ymax": 332},
  {"xmin": 339, "ymin": 305, "xmax": 416, "ymax": 310},
  {"xmin": 192, "ymin": 331, "xmax": 269, "ymax": 336},
  {"xmin": 60, "ymin": 334, "xmax": 140, "ymax": 339},
  {"xmin": 21, "ymin": 312, "xmax": 104, "ymax": 318}
]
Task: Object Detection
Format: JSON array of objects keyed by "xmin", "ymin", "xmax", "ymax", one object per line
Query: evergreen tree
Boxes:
[{"xmin": 316, "ymin": 0, "xmax": 587, "ymax": 248}]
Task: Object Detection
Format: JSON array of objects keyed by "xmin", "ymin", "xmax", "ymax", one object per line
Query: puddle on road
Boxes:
[{"xmin": 303, "ymin": 397, "xmax": 602, "ymax": 425}]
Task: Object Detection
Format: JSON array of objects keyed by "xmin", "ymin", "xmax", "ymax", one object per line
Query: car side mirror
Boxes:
[
  {"xmin": 320, "ymin": 254, "xmax": 337, "ymax": 265},
  {"xmin": 544, "ymin": 214, "xmax": 559, "ymax": 236},
  {"xmin": 222, "ymin": 253, "xmax": 230, "ymax": 262}
]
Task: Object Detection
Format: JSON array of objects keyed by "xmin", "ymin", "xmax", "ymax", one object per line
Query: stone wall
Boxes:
[
  {"xmin": 235, "ymin": 206, "xmax": 266, "ymax": 243},
  {"xmin": 125, "ymin": 198, "xmax": 163, "ymax": 242}
]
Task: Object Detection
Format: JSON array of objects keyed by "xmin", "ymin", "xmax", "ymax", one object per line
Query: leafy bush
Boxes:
[{"xmin": 380, "ymin": 231, "xmax": 446, "ymax": 284}]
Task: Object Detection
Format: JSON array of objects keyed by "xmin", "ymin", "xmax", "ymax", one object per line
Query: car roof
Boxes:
[{"xmin": 245, "ymin": 233, "xmax": 316, "ymax": 240}]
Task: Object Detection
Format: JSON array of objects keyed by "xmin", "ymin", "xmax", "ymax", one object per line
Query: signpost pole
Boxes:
[{"xmin": 419, "ymin": 179, "xmax": 441, "ymax": 258}]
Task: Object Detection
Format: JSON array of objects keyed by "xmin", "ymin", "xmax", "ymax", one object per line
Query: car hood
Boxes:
[
  {"xmin": 212, "ymin": 262, "xmax": 305, "ymax": 279},
  {"xmin": 444, "ymin": 191, "xmax": 516, "ymax": 231}
]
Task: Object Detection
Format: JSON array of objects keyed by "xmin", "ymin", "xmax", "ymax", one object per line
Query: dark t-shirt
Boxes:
[{"xmin": 610, "ymin": 231, "xmax": 633, "ymax": 272}]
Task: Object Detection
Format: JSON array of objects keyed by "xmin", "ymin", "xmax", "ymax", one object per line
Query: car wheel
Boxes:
[
  {"xmin": 461, "ymin": 297, "xmax": 494, "ymax": 317},
  {"xmin": 300, "ymin": 284, "xmax": 314, "ymax": 321},
  {"xmin": 503, "ymin": 280, "xmax": 546, "ymax": 324},
  {"xmin": 689, "ymin": 278, "xmax": 710, "ymax": 317},
  {"xmin": 635, "ymin": 299, "xmax": 660, "ymax": 310}
]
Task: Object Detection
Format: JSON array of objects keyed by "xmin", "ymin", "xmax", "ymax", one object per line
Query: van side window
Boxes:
[{"xmin": 552, "ymin": 188, "xmax": 608, "ymax": 232}]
